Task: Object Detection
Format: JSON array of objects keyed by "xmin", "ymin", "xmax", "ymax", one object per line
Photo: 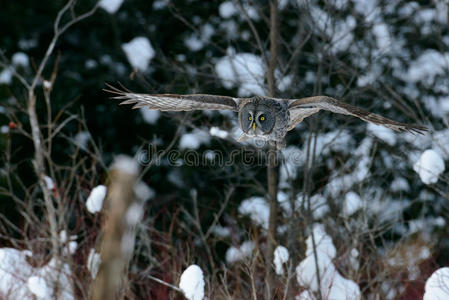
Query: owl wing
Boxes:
[
  {"xmin": 287, "ymin": 96, "xmax": 428, "ymax": 134},
  {"xmin": 104, "ymin": 83, "xmax": 240, "ymax": 111}
]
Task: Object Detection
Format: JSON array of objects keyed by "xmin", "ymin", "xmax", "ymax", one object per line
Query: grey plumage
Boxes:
[{"xmin": 105, "ymin": 84, "xmax": 428, "ymax": 149}]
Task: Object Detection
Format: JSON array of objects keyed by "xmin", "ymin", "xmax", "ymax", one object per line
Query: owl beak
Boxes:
[{"xmin": 252, "ymin": 122, "xmax": 256, "ymax": 131}]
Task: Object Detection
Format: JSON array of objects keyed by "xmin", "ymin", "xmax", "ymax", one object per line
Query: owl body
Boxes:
[{"xmin": 105, "ymin": 84, "xmax": 427, "ymax": 149}]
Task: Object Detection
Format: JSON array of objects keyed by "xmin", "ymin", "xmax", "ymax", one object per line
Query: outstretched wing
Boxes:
[
  {"xmin": 287, "ymin": 96, "xmax": 428, "ymax": 134},
  {"xmin": 104, "ymin": 83, "xmax": 240, "ymax": 111}
]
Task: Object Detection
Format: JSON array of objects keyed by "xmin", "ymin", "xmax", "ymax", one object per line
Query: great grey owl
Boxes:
[{"xmin": 105, "ymin": 84, "xmax": 427, "ymax": 148}]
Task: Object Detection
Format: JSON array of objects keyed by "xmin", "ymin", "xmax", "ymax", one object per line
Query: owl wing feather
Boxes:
[
  {"xmin": 287, "ymin": 96, "xmax": 428, "ymax": 134},
  {"xmin": 104, "ymin": 83, "xmax": 240, "ymax": 111}
]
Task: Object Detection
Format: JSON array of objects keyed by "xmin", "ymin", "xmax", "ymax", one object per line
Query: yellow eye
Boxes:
[
  {"xmin": 260, "ymin": 115, "xmax": 265, "ymax": 121},
  {"xmin": 248, "ymin": 116, "xmax": 252, "ymax": 121}
]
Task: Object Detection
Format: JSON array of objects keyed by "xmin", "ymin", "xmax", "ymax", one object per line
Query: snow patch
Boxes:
[
  {"xmin": 225, "ymin": 240, "xmax": 255, "ymax": 264},
  {"xmin": 0, "ymin": 248, "xmax": 74, "ymax": 299},
  {"xmin": 111, "ymin": 155, "xmax": 139, "ymax": 175},
  {"xmin": 179, "ymin": 129, "xmax": 210, "ymax": 149},
  {"xmin": 140, "ymin": 109, "xmax": 160, "ymax": 124},
  {"xmin": 215, "ymin": 51, "xmax": 265, "ymax": 96},
  {"xmin": 0, "ymin": 125, "xmax": 9, "ymax": 134},
  {"xmin": 0, "ymin": 68, "xmax": 13, "ymax": 84},
  {"xmin": 209, "ymin": 126, "xmax": 228, "ymax": 139},
  {"xmin": 367, "ymin": 123, "xmax": 396, "ymax": 146},
  {"xmin": 413, "ymin": 149, "xmax": 445, "ymax": 184},
  {"xmin": 274, "ymin": 245, "xmax": 289, "ymax": 275},
  {"xmin": 179, "ymin": 265, "xmax": 205, "ymax": 300},
  {"xmin": 134, "ymin": 181, "xmax": 155, "ymax": 202},
  {"xmin": 219, "ymin": 1, "xmax": 238, "ymax": 18},
  {"xmin": 372, "ymin": 23, "xmax": 391, "ymax": 52},
  {"xmin": 296, "ymin": 224, "xmax": 361, "ymax": 300},
  {"xmin": 74, "ymin": 131, "xmax": 90, "ymax": 150},
  {"xmin": 122, "ymin": 37, "xmax": 155, "ymax": 72},
  {"xmin": 212, "ymin": 225, "xmax": 231, "ymax": 238},
  {"xmin": 407, "ymin": 50, "xmax": 449, "ymax": 86},
  {"xmin": 390, "ymin": 177, "xmax": 410, "ymax": 192},
  {"xmin": 238, "ymin": 197, "xmax": 269, "ymax": 229},
  {"xmin": 343, "ymin": 191, "xmax": 362, "ymax": 216},
  {"xmin": 87, "ymin": 248, "xmax": 101, "ymax": 279},
  {"xmin": 44, "ymin": 175, "xmax": 54, "ymax": 190},
  {"xmin": 27, "ymin": 276, "xmax": 49, "ymax": 298},
  {"xmin": 99, "ymin": 0, "xmax": 123, "ymax": 14},
  {"xmin": 12, "ymin": 52, "xmax": 30, "ymax": 68},
  {"xmin": 424, "ymin": 267, "xmax": 449, "ymax": 300},
  {"xmin": 86, "ymin": 185, "xmax": 107, "ymax": 214}
]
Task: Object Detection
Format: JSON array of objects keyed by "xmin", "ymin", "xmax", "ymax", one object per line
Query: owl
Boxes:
[{"xmin": 105, "ymin": 84, "xmax": 427, "ymax": 149}]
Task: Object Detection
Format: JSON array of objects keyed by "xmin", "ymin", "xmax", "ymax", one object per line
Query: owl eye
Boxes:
[
  {"xmin": 259, "ymin": 115, "xmax": 265, "ymax": 122},
  {"xmin": 248, "ymin": 116, "xmax": 252, "ymax": 121}
]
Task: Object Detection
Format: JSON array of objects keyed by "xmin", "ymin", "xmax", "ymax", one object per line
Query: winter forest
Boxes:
[{"xmin": 0, "ymin": 0, "xmax": 448, "ymax": 299}]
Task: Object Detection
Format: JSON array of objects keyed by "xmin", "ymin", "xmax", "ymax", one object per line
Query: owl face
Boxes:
[{"xmin": 239, "ymin": 102, "xmax": 276, "ymax": 136}]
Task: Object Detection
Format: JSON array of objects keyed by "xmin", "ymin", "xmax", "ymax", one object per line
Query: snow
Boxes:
[
  {"xmin": 326, "ymin": 137, "xmax": 372, "ymax": 196},
  {"xmin": 349, "ymin": 248, "xmax": 360, "ymax": 271},
  {"xmin": 0, "ymin": 68, "xmax": 13, "ymax": 84},
  {"xmin": 296, "ymin": 290, "xmax": 316, "ymax": 300},
  {"xmin": 296, "ymin": 224, "xmax": 361, "ymax": 300},
  {"xmin": 225, "ymin": 240, "xmax": 255, "ymax": 264},
  {"xmin": 309, "ymin": 194, "xmax": 329, "ymax": 219},
  {"xmin": 274, "ymin": 245, "xmax": 290, "ymax": 275},
  {"xmin": 27, "ymin": 276, "xmax": 49, "ymax": 298},
  {"xmin": 185, "ymin": 36, "xmax": 203, "ymax": 52},
  {"xmin": 134, "ymin": 181, "xmax": 155, "ymax": 202},
  {"xmin": 413, "ymin": 149, "xmax": 445, "ymax": 184},
  {"xmin": 277, "ymin": 74, "xmax": 292, "ymax": 92},
  {"xmin": 407, "ymin": 50, "xmax": 449, "ymax": 86},
  {"xmin": 152, "ymin": 0, "xmax": 168, "ymax": 10},
  {"xmin": 279, "ymin": 146, "xmax": 304, "ymax": 187},
  {"xmin": 74, "ymin": 131, "xmax": 90, "ymax": 150},
  {"xmin": 424, "ymin": 268, "xmax": 449, "ymax": 300},
  {"xmin": 86, "ymin": 185, "xmax": 107, "ymax": 214},
  {"xmin": 372, "ymin": 23, "xmax": 391, "ymax": 52},
  {"xmin": 125, "ymin": 202, "xmax": 144, "ymax": 225},
  {"xmin": 209, "ymin": 126, "xmax": 228, "ymax": 139},
  {"xmin": 432, "ymin": 129, "xmax": 449, "ymax": 160},
  {"xmin": 122, "ymin": 37, "xmax": 155, "ymax": 72},
  {"xmin": 43, "ymin": 80, "xmax": 52, "ymax": 90},
  {"xmin": 18, "ymin": 38, "xmax": 37, "ymax": 50},
  {"xmin": 285, "ymin": 193, "xmax": 329, "ymax": 219},
  {"xmin": 1, "ymin": 125, "xmax": 9, "ymax": 134},
  {"xmin": 12, "ymin": 52, "xmax": 29, "ymax": 68},
  {"xmin": 343, "ymin": 191, "xmax": 362, "ymax": 216},
  {"xmin": 179, "ymin": 129, "xmax": 210, "ymax": 149},
  {"xmin": 59, "ymin": 230, "xmax": 78, "ymax": 255},
  {"xmin": 44, "ymin": 175, "xmax": 54, "ymax": 190},
  {"xmin": 0, "ymin": 248, "xmax": 74, "ymax": 299},
  {"xmin": 310, "ymin": 6, "xmax": 356, "ymax": 53},
  {"xmin": 184, "ymin": 24, "xmax": 215, "ymax": 52},
  {"xmin": 179, "ymin": 265, "xmax": 205, "ymax": 300},
  {"xmin": 212, "ymin": 225, "xmax": 231, "ymax": 238},
  {"xmin": 85, "ymin": 59, "xmax": 98, "ymax": 69},
  {"xmin": 111, "ymin": 155, "xmax": 139, "ymax": 175},
  {"xmin": 390, "ymin": 177, "xmax": 410, "ymax": 192},
  {"xmin": 215, "ymin": 51, "xmax": 265, "ymax": 96},
  {"xmin": 87, "ymin": 248, "xmax": 101, "ymax": 279},
  {"xmin": 238, "ymin": 197, "xmax": 269, "ymax": 229},
  {"xmin": 219, "ymin": 1, "xmax": 238, "ymax": 18},
  {"xmin": 367, "ymin": 123, "xmax": 396, "ymax": 146},
  {"xmin": 99, "ymin": 0, "xmax": 123, "ymax": 14},
  {"xmin": 353, "ymin": 0, "xmax": 379, "ymax": 23}
]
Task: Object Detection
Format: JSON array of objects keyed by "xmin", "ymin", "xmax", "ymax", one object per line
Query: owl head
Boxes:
[{"xmin": 239, "ymin": 100, "xmax": 276, "ymax": 136}]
